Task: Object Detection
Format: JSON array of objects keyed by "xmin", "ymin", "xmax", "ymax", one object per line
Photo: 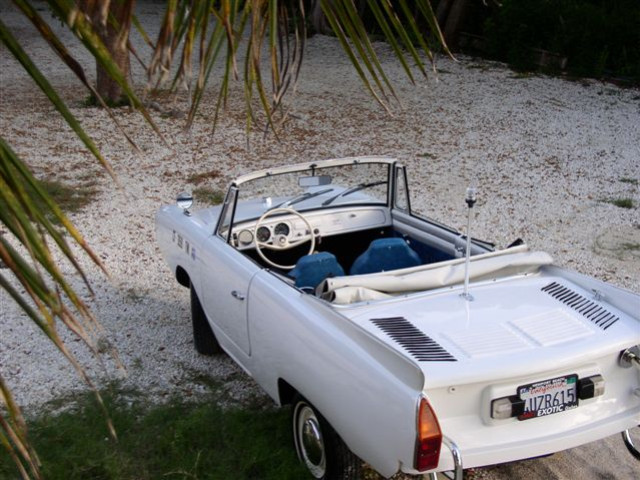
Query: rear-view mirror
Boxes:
[{"xmin": 299, "ymin": 175, "xmax": 332, "ymax": 187}]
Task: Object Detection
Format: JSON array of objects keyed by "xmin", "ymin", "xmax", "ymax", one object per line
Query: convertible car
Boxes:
[{"xmin": 156, "ymin": 157, "xmax": 639, "ymax": 479}]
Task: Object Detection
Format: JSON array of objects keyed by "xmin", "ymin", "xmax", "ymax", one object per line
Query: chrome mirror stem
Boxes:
[{"xmin": 461, "ymin": 187, "xmax": 477, "ymax": 302}]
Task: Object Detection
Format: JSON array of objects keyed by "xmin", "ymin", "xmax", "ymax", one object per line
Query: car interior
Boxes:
[{"xmin": 235, "ymin": 208, "xmax": 493, "ymax": 292}]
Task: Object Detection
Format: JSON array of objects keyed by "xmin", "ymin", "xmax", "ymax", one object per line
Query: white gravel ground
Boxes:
[{"xmin": 1, "ymin": 1, "xmax": 639, "ymax": 478}]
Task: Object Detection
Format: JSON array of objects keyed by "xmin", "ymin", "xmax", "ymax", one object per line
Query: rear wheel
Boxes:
[
  {"xmin": 190, "ymin": 285, "xmax": 222, "ymax": 355},
  {"xmin": 292, "ymin": 395, "xmax": 361, "ymax": 480}
]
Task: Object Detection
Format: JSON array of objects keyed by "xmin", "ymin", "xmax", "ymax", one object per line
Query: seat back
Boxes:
[
  {"xmin": 290, "ymin": 252, "xmax": 345, "ymax": 290},
  {"xmin": 350, "ymin": 237, "xmax": 421, "ymax": 275}
]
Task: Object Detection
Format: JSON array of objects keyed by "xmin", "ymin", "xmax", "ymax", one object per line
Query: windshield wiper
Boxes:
[
  {"xmin": 274, "ymin": 188, "xmax": 334, "ymax": 209},
  {"xmin": 321, "ymin": 181, "xmax": 386, "ymax": 206}
]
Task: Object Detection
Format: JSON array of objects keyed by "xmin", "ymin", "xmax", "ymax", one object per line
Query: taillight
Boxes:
[{"xmin": 415, "ymin": 396, "xmax": 442, "ymax": 471}]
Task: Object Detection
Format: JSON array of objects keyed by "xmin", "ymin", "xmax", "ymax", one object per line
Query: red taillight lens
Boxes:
[{"xmin": 415, "ymin": 397, "xmax": 442, "ymax": 471}]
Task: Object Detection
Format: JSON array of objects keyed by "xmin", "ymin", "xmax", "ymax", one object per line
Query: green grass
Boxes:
[
  {"xmin": 620, "ymin": 177, "xmax": 639, "ymax": 186},
  {"xmin": 0, "ymin": 389, "xmax": 308, "ymax": 480},
  {"xmin": 193, "ymin": 186, "xmax": 225, "ymax": 206},
  {"xmin": 508, "ymin": 71, "xmax": 536, "ymax": 79},
  {"xmin": 39, "ymin": 179, "xmax": 98, "ymax": 215},
  {"xmin": 187, "ymin": 170, "xmax": 222, "ymax": 185},
  {"xmin": 0, "ymin": 178, "xmax": 98, "ymax": 225},
  {"xmin": 602, "ymin": 197, "xmax": 635, "ymax": 209}
]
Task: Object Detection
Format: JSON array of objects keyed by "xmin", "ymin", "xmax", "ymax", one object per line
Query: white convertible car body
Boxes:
[{"xmin": 156, "ymin": 157, "xmax": 640, "ymax": 479}]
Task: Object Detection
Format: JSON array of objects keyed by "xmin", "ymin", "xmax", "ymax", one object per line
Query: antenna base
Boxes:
[{"xmin": 460, "ymin": 292, "xmax": 474, "ymax": 302}]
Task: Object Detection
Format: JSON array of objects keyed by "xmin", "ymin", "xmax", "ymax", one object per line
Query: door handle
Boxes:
[{"xmin": 231, "ymin": 290, "xmax": 245, "ymax": 301}]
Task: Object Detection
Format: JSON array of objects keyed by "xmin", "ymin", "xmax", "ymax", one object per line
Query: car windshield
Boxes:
[{"xmin": 233, "ymin": 162, "xmax": 390, "ymax": 223}]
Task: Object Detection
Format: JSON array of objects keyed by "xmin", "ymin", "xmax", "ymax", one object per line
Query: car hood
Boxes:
[{"xmin": 339, "ymin": 273, "xmax": 640, "ymax": 389}]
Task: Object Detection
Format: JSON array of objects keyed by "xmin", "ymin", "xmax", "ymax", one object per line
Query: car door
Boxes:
[
  {"xmin": 199, "ymin": 236, "xmax": 257, "ymax": 357},
  {"xmin": 198, "ymin": 186, "xmax": 257, "ymax": 358}
]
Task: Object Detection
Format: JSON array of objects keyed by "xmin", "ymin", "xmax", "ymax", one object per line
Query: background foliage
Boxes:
[{"xmin": 483, "ymin": 0, "xmax": 640, "ymax": 80}]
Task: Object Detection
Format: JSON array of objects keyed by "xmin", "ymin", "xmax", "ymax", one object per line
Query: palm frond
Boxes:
[
  {"xmin": 12, "ymin": 0, "xmax": 141, "ymax": 157},
  {"xmin": 44, "ymin": 0, "xmax": 165, "ymax": 141},
  {"xmin": 0, "ymin": 375, "xmax": 39, "ymax": 479},
  {"xmin": 0, "ymin": 3, "xmax": 146, "ymax": 475},
  {"xmin": 146, "ymin": 0, "xmax": 445, "ymax": 134},
  {"xmin": 0, "ymin": 17, "xmax": 116, "ymax": 178},
  {"xmin": 0, "ymin": 138, "xmax": 119, "ymax": 479}
]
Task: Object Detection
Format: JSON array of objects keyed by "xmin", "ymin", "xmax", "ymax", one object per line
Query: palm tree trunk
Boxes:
[
  {"xmin": 436, "ymin": 0, "xmax": 471, "ymax": 50},
  {"xmin": 310, "ymin": 0, "xmax": 330, "ymax": 34},
  {"xmin": 80, "ymin": 0, "xmax": 135, "ymax": 104}
]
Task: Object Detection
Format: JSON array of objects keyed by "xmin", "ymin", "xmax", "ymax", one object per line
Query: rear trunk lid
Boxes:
[
  {"xmin": 341, "ymin": 273, "xmax": 639, "ymax": 388},
  {"xmin": 339, "ymin": 272, "xmax": 640, "ymax": 470}
]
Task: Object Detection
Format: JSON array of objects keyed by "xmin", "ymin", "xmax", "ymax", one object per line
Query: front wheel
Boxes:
[
  {"xmin": 292, "ymin": 396, "xmax": 361, "ymax": 480},
  {"xmin": 190, "ymin": 285, "xmax": 222, "ymax": 355}
]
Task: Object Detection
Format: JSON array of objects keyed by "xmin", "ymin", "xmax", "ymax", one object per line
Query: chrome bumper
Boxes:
[
  {"xmin": 620, "ymin": 347, "xmax": 640, "ymax": 462},
  {"xmin": 430, "ymin": 417, "xmax": 639, "ymax": 478},
  {"xmin": 427, "ymin": 436, "xmax": 463, "ymax": 480}
]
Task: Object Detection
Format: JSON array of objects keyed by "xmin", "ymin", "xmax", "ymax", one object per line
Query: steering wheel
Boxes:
[{"xmin": 255, "ymin": 208, "xmax": 316, "ymax": 269}]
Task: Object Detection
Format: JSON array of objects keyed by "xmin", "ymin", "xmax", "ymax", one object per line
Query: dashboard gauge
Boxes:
[
  {"xmin": 238, "ymin": 230, "xmax": 254, "ymax": 246},
  {"xmin": 256, "ymin": 226, "xmax": 271, "ymax": 243},
  {"xmin": 274, "ymin": 222, "xmax": 290, "ymax": 236}
]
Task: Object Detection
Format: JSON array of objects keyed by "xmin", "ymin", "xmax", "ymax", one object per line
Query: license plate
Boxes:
[{"xmin": 517, "ymin": 374, "xmax": 578, "ymax": 421}]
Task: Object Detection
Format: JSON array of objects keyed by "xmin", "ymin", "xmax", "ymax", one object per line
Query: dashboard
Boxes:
[{"xmin": 231, "ymin": 206, "xmax": 390, "ymax": 250}]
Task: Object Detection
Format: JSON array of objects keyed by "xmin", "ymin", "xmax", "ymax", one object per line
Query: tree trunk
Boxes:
[
  {"xmin": 436, "ymin": 0, "xmax": 455, "ymax": 26},
  {"xmin": 310, "ymin": 0, "xmax": 368, "ymax": 35},
  {"xmin": 310, "ymin": 0, "xmax": 330, "ymax": 34},
  {"xmin": 80, "ymin": 0, "xmax": 135, "ymax": 105},
  {"xmin": 436, "ymin": 0, "xmax": 471, "ymax": 50}
]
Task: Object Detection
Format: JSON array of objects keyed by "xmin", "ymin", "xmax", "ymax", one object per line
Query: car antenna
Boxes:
[{"xmin": 461, "ymin": 186, "xmax": 477, "ymax": 301}]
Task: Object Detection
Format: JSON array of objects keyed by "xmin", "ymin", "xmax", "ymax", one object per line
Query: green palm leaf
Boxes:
[
  {"xmin": 12, "ymin": 0, "xmax": 142, "ymax": 155},
  {"xmin": 147, "ymin": 0, "xmax": 445, "ymax": 132},
  {"xmin": 0, "ymin": 139, "xmax": 118, "ymax": 479},
  {"xmin": 44, "ymin": 0, "xmax": 165, "ymax": 141},
  {"xmin": 0, "ymin": 18, "xmax": 115, "ymax": 178}
]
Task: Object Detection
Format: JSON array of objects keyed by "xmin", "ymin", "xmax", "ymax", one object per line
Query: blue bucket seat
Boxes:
[
  {"xmin": 350, "ymin": 237, "xmax": 421, "ymax": 275},
  {"xmin": 290, "ymin": 252, "xmax": 345, "ymax": 290}
]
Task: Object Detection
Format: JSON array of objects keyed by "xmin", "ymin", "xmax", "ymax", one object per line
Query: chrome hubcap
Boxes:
[{"xmin": 296, "ymin": 404, "xmax": 326, "ymax": 478}]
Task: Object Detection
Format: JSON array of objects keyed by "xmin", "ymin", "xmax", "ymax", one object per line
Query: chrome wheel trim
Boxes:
[
  {"xmin": 622, "ymin": 426, "xmax": 640, "ymax": 460},
  {"xmin": 295, "ymin": 404, "xmax": 326, "ymax": 478}
]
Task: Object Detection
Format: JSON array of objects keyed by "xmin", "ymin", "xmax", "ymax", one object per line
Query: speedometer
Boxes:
[
  {"xmin": 237, "ymin": 230, "xmax": 254, "ymax": 246},
  {"xmin": 256, "ymin": 226, "xmax": 271, "ymax": 243},
  {"xmin": 274, "ymin": 222, "xmax": 290, "ymax": 236}
]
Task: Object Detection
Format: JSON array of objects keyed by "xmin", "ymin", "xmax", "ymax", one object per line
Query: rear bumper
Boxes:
[
  {"xmin": 402, "ymin": 409, "xmax": 638, "ymax": 477},
  {"xmin": 436, "ymin": 405, "xmax": 640, "ymax": 471},
  {"xmin": 406, "ymin": 352, "xmax": 640, "ymax": 474}
]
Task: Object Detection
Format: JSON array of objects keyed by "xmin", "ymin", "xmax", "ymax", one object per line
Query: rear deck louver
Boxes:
[
  {"xmin": 541, "ymin": 282, "xmax": 619, "ymax": 330},
  {"xmin": 371, "ymin": 317, "xmax": 456, "ymax": 362}
]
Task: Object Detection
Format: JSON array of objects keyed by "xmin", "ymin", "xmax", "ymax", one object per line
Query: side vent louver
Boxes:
[
  {"xmin": 541, "ymin": 282, "xmax": 619, "ymax": 330},
  {"xmin": 371, "ymin": 317, "xmax": 456, "ymax": 362}
]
